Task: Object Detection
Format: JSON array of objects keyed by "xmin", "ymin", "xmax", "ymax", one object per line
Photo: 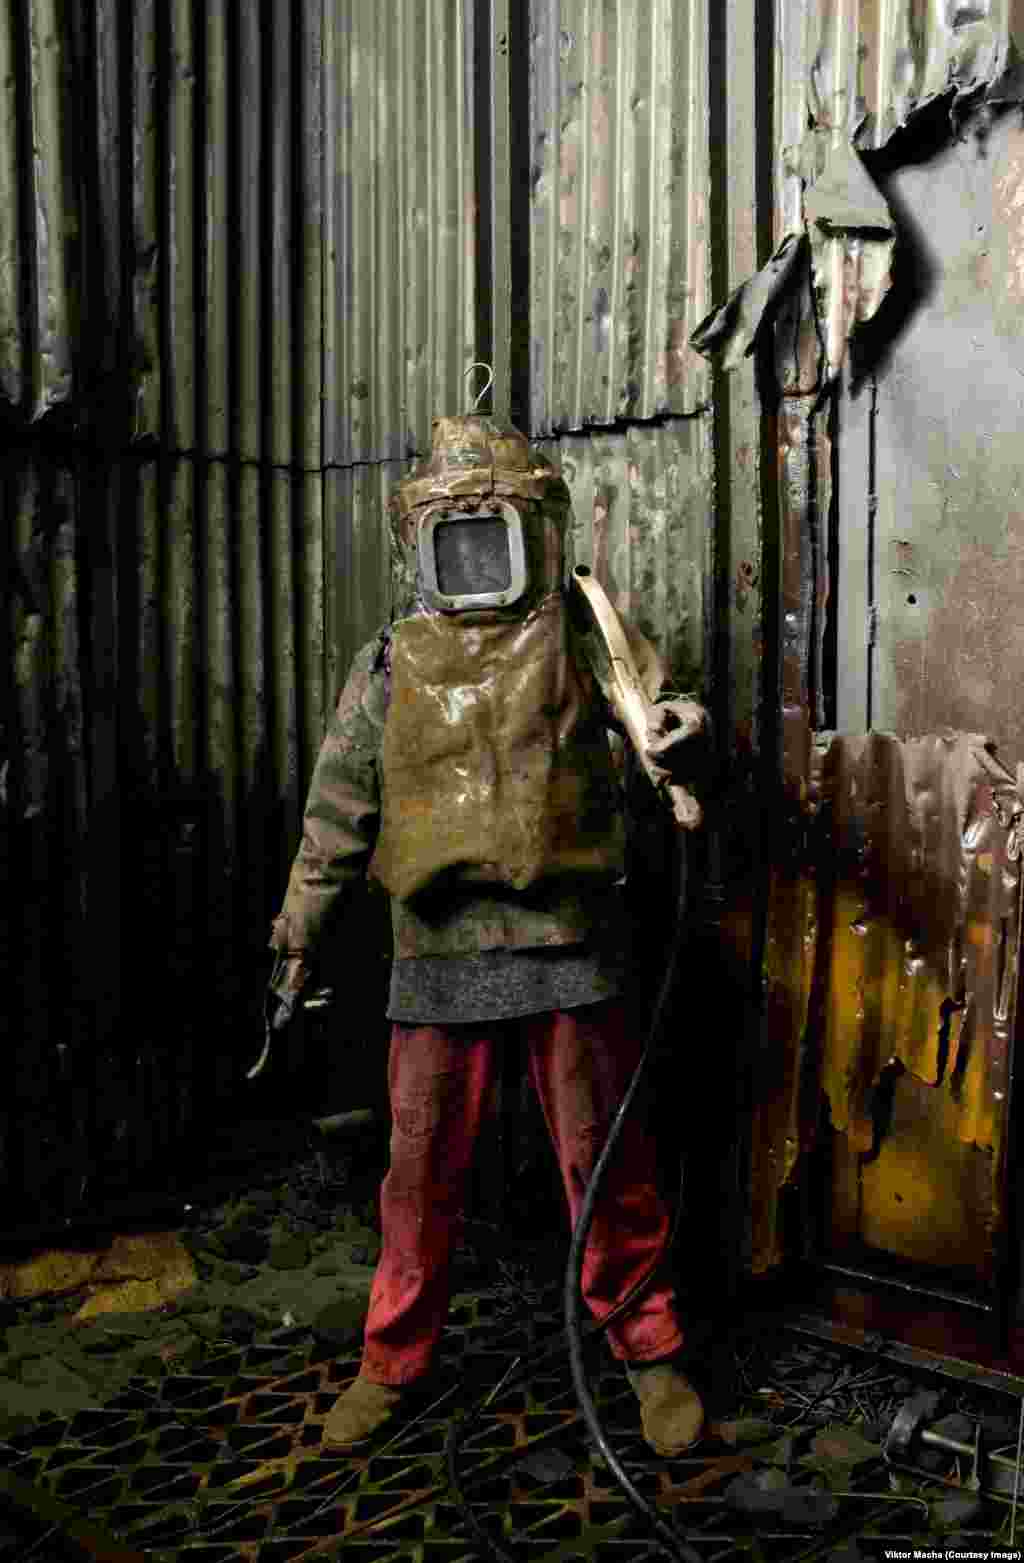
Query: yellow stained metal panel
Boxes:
[{"xmin": 754, "ymin": 732, "xmax": 1023, "ymax": 1285}]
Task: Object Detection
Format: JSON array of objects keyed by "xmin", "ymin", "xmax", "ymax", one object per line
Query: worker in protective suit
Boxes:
[{"xmin": 268, "ymin": 414, "xmax": 708, "ymax": 1456}]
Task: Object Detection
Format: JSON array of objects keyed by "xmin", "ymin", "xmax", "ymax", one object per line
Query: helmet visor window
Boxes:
[
  {"xmin": 434, "ymin": 516, "xmax": 512, "ymax": 597},
  {"xmin": 417, "ymin": 502, "xmax": 528, "ymax": 610}
]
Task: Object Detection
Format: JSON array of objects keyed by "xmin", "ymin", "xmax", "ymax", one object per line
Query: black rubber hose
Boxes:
[
  {"xmin": 446, "ymin": 826, "xmax": 699, "ymax": 1563},
  {"xmin": 564, "ymin": 830, "xmax": 702, "ymax": 1563},
  {"xmin": 444, "ymin": 1115, "xmax": 690, "ymax": 1562}
]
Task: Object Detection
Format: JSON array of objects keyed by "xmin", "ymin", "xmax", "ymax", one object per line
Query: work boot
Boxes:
[
  {"xmin": 322, "ymin": 1373, "xmax": 421, "ymax": 1450},
  {"xmin": 625, "ymin": 1357, "xmax": 705, "ymax": 1456}
]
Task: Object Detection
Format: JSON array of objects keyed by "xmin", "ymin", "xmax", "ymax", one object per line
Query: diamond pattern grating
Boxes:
[
  {"xmin": 0, "ymin": 1289, "xmax": 680, "ymax": 1563},
  {"xmin": 1, "ymin": 1286, "xmax": 1019, "ymax": 1561}
]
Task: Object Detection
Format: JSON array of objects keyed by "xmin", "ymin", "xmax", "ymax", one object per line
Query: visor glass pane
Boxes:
[{"xmin": 433, "ymin": 515, "xmax": 512, "ymax": 597}]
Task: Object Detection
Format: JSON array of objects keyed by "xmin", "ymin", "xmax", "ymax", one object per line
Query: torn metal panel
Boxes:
[
  {"xmin": 693, "ymin": 142, "xmax": 895, "ymax": 385},
  {"xmin": 755, "ymin": 730, "xmax": 1023, "ymax": 1284},
  {"xmin": 803, "ymin": 141, "xmax": 896, "ymax": 382},
  {"xmin": 696, "ymin": 1, "xmax": 1023, "ymax": 385},
  {"xmin": 529, "ymin": 0, "xmax": 711, "ymax": 434},
  {"xmin": 806, "ymin": 0, "xmax": 1016, "ymax": 153},
  {"xmin": 691, "ymin": 234, "xmax": 804, "ymax": 373}
]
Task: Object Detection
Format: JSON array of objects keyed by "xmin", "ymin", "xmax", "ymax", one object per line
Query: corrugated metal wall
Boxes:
[
  {"xmin": 9, "ymin": 0, "xmax": 1020, "ymax": 1315},
  {"xmin": 528, "ymin": 0, "xmax": 710, "ymax": 433},
  {"xmin": 748, "ymin": 0, "xmax": 1024, "ymax": 1300},
  {"xmin": 1, "ymin": 0, "xmax": 750, "ymax": 1233},
  {"xmin": 2, "ymin": 0, "xmax": 477, "ymax": 1224},
  {"xmin": 3, "ymin": 0, "xmax": 730, "ymax": 1227}
]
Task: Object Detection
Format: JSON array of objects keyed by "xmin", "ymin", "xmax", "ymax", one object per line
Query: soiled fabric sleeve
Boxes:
[{"xmin": 269, "ymin": 634, "xmax": 388, "ymax": 958}]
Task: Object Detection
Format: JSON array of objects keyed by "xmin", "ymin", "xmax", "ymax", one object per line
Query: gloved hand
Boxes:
[
  {"xmin": 267, "ymin": 953, "xmax": 311, "ymax": 1032},
  {"xmin": 644, "ymin": 697, "xmax": 709, "ymax": 783},
  {"xmin": 248, "ymin": 952, "xmax": 312, "ymax": 1081}
]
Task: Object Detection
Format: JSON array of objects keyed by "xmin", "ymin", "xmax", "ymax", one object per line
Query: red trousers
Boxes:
[{"xmin": 361, "ymin": 998, "xmax": 683, "ymax": 1385}]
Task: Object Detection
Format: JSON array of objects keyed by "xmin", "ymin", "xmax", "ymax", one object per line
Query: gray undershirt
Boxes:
[{"xmin": 387, "ymin": 943, "xmax": 628, "ymax": 1025}]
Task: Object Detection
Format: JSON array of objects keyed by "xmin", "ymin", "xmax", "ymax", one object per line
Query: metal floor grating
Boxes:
[
  {"xmin": 0, "ymin": 1288, "xmax": 675, "ymax": 1562},
  {"xmin": 1, "ymin": 1284, "xmax": 1019, "ymax": 1561}
]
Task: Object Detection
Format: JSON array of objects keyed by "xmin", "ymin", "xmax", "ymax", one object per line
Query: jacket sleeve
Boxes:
[{"xmin": 269, "ymin": 635, "xmax": 388, "ymax": 959}]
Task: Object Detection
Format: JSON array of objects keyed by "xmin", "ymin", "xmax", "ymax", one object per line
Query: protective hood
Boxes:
[{"xmin": 390, "ymin": 414, "xmax": 572, "ymax": 616}]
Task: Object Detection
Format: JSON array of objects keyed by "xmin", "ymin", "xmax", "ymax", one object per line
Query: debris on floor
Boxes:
[{"xmin": 1, "ymin": 1130, "xmax": 1023, "ymax": 1560}]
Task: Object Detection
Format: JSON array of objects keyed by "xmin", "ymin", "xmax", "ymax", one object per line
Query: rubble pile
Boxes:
[
  {"xmin": 0, "ymin": 1131, "xmax": 392, "ymax": 1435},
  {"xmin": 693, "ymin": 1329, "xmax": 1024, "ymax": 1551}
]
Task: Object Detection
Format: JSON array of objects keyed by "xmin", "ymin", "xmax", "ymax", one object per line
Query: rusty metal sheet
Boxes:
[
  {"xmin": 806, "ymin": 0, "xmax": 1015, "ymax": 154},
  {"xmin": 78, "ymin": 0, "xmax": 125, "ymax": 403},
  {"xmin": 538, "ymin": 419, "xmax": 712, "ymax": 691},
  {"xmin": 864, "ymin": 114, "xmax": 1024, "ymax": 756},
  {"xmin": 755, "ymin": 731, "xmax": 1023, "ymax": 1285},
  {"xmin": 699, "ymin": 1, "xmax": 1022, "ymax": 389},
  {"xmin": 0, "ymin": 0, "xmax": 75, "ymax": 418},
  {"xmin": 204, "ymin": 0, "xmax": 230, "ymax": 458},
  {"xmin": 778, "ymin": 400, "xmax": 833, "ymax": 799},
  {"xmin": 131, "ymin": 0, "xmax": 161, "ymax": 440},
  {"xmin": 130, "ymin": 0, "xmax": 325, "ymax": 462},
  {"xmin": 529, "ymin": 0, "xmax": 711, "ymax": 434},
  {"xmin": 327, "ymin": 463, "xmax": 406, "ymax": 690},
  {"xmin": 0, "ymin": 0, "xmax": 23, "ymax": 406},
  {"xmin": 322, "ymin": 0, "xmax": 478, "ymax": 465},
  {"xmin": 7, "ymin": 451, "xmax": 93, "ymax": 1213},
  {"xmin": 695, "ymin": 146, "xmax": 895, "ymax": 388},
  {"xmin": 5, "ymin": 446, "xmax": 334, "ymax": 1211}
]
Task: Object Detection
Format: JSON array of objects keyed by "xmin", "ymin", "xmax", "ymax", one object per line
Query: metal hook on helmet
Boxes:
[{"xmin": 464, "ymin": 362, "xmax": 494, "ymax": 411}]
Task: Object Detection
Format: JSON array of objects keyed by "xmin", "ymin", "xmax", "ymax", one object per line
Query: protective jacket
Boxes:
[{"xmin": 271, "ymin": 594, "xmax": 666, "ymax": 963}]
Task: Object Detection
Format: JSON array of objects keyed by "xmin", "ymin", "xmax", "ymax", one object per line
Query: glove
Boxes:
[
  {"xmin": 248, "ymin": 952, "xmax": 312, "ymax": 1081},
  {"xmin": 268, "ymin": 953, "xmax": 310, "ymax": 1032},
  {"xmin": 644, "ymin": 697, "xmax": 709, "ymax": 784}
]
